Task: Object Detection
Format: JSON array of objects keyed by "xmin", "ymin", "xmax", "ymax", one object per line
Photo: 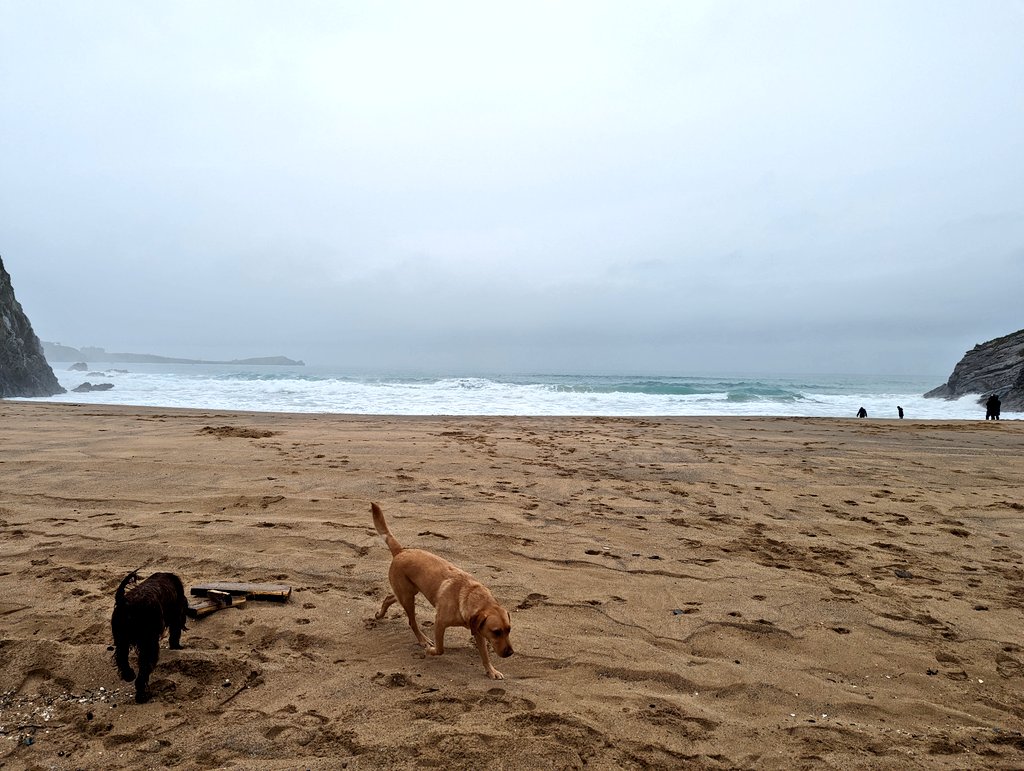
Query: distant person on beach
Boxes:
[
  {"xmin": 857, "ymin": 407, "xmax": 867, "ymax": 418},
  {"xmin": 897, "ymin": 406, "xmax": 904, "ymax": 419},
  {"xmin": 985, "ymin": 394, "xmax": 1001, "ymax": 420}
]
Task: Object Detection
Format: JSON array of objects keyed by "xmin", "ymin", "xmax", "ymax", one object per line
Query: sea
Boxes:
[{"xmin": 22, "ymin": 362, "xmax": 1010, "ymax": 420}]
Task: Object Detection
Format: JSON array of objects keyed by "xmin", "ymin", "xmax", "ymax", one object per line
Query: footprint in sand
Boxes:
[
  {"xmin": 517, "ymin": 593, "xmax": 548, "ymax": 610},
  {"xmin": 996, "ymin": 654, "xmax": 1024, "ymax": 678}
]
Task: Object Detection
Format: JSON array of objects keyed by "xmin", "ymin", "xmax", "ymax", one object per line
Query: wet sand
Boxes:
[{"xmin": 1, "ymin": 402, "xmax": 1022, "ymax": 769}]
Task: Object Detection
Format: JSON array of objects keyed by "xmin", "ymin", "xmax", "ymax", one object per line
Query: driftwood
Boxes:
[
  {"xmin": 190, "ymin": 582, "xmax": 292, "ymax": 603},
  {"xmin": 187, "ymin": 593, "xmax": 246, "ymax": 619}
]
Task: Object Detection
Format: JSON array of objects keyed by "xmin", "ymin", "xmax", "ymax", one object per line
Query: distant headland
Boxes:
[{"xmin": 42, "ymin": 342, "xmax": 304, "ymax": 367}]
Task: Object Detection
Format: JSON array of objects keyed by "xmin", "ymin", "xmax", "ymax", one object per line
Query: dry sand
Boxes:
[{"xmin": 1, "ymin": 402, "xmax": 1022, "ymax": 770}]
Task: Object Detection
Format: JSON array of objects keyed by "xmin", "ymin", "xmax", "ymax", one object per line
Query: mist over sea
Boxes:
[{"xmin": 21, "ymin": 362, "xmax": 1010, "ymax": 420}]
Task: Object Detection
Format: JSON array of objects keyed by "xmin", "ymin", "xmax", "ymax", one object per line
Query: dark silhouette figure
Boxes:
[
  {"xmin": 985, "ymin": 394, "xmax": 1001, "ymax": 420},
  {"xmin": 897, "ymin": 406, "xmax": 904, "ymax": 419},
  {"xmin": 857, "ymin": 407, "xmax": 867, "ymax": 418}
]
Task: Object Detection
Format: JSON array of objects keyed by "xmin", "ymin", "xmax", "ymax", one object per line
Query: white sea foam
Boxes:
[{"xmin": 21, "ymin": 363, "xmax": 1015, "ymax": 420}]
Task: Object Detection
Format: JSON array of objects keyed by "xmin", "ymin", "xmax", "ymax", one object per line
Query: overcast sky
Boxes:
[{"xmin": 2, "ymin": 1, "xmax": 1022, "ymax": 376}]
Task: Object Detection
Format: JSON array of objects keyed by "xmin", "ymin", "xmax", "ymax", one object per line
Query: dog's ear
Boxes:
[{"xmin": 470, "ymin": 612, "xmax": 486, "ymax": 635}]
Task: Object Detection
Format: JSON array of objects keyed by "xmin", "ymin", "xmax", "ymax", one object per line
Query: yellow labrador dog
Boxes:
[{"xmin": 371, "ymin": 502, "xmax": 513, "ymax": 679}]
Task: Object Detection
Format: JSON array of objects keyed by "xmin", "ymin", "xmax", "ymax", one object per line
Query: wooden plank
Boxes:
[
  {"xmin": 189, "ymin": 582, "xmax": 291, "ymax": 602},
  {"xmin": 187, "ymin": 595, "xmax": 246, "ymax": 619}
]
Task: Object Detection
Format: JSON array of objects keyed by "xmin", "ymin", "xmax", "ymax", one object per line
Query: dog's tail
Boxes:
[
  {"xmin": 114, "ymin": 569, "xmax": 140, "ymax": 605},
  {"xmin": 371, "ymin": 502, "xmax": 403, "ymax": 556}
]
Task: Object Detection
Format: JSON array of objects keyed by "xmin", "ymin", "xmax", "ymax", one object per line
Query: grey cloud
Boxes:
[{"xmin": 2, "ymin": 1, "xmax": 1023, "ymax": 375}]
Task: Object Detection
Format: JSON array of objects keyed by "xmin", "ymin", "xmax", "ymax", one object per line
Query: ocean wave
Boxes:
[
  {"xmin": 725, "ymin": 386, "xmax": 804, "ymax": 403},
  {"xmin": 26, "ymin": 364, "xmax": 1009, "ymax": 419}
]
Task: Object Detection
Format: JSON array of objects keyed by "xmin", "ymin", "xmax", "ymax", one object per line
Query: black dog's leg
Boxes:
[
  {"xmin": 112, "ymin": 626, "xmax": 136, "ymax": 682},
  {"xmin": 115, "ymin": 650, "xmax": 136, "ymax": 681},
  {"xmin": 134, "ymin": 637, "xmax": 160, "ymax": 703},
  {"xmin": 168, "ymin": 622, "xmax": 184, "ymax": 650}
]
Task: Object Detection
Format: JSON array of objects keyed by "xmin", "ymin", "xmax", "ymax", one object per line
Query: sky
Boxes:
[{"xmin": 2, "ymin": 1, "xmax": 1023, "ymax": 376}]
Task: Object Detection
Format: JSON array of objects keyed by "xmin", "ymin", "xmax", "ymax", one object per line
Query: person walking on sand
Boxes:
[
  {"xmin": 857, "ymin": 407, "xmax": 867, "ymax": 418},
  {"xmin": 897, "ymin": 406, "xmax": 904, "ymax": 419}
]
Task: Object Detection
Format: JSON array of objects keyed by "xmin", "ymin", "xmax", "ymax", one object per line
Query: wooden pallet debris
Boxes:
[
  {"xmin": 187, "ymin": 592, "xmax": 246, "ymax": 619},
  {"xmin": 190, "ymin": 582, "xmax": 292, "ymax": 603}
]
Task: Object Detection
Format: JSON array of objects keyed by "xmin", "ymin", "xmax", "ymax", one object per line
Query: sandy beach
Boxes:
[{"xmin": 1, "ymin": 402, "xmax": 1022, "ymax": 769}]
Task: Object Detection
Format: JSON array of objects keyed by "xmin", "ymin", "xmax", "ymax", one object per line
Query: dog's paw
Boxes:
[
  {"xmin": 169, "ymin": 643, "xmax": 184, "ymax": 650},
  {"xmin": 488, "ymin": 669, "xmax": 505, "ymax": 680},
  {"xmin": 134, "ymin": 690, "xmax": 151, "ymax": 704},
  {"xmin": 119, "ymin": 668, "xmax": 136, "ymax": 683}
]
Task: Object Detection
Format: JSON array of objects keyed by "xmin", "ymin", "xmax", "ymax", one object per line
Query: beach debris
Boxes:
[
  {"xmin": 187, "ymin": 591, "xmax": 247, "ymax": 619},
  {"xmin": 190, "ymin": 581, "xmax": 292, "ymax": 603},
  {"xmin": 894, "ymin": 569, "xmax": 913, "ymax": 579},
  {"xmin": 216, "ymin": 670, "xmax": 265, "ymax": 707},
  {"xmin": 187, "ymin": 582, "xmax": 291, "ymax": 618},
  {"xmin": 0, "ymin": 685, "xmax": 124, "ymax": 747}
]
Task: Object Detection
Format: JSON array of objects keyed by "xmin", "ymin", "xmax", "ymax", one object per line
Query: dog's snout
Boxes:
[{"xmin": 501, "ymin": 647, "xmax": 513, "ymax": 658}]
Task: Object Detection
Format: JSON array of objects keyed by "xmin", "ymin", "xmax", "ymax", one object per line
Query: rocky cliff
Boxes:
[
  {"xmin": 0, "ymin": 257, "xmax": 65, "ymax": 398},
  {"xmin": 924, "ymin": 329, "xmax": 1024, "ymax": 411}
]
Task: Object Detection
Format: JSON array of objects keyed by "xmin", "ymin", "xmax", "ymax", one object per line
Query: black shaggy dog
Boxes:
[{"xmin": 111, "ymin": 570, "xmax": 188, "ymax": 703}]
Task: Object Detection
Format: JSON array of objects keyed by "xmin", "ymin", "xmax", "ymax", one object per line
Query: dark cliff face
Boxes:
[
  {"xmin": 0, "ymin": 257, "xmax": 66, "ymax": 398},
  {"xmin": 924, "ymin": 330, "xmax": 1024, "ymax": 411}
]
